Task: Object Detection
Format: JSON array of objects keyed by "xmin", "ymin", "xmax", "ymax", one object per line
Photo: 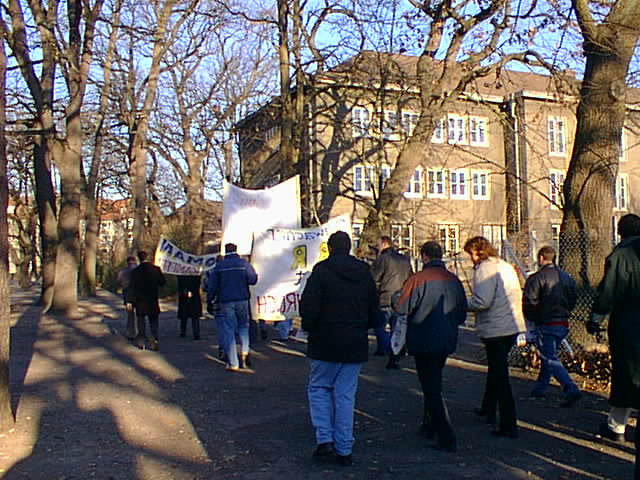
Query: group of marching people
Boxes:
[{"xmin": 298, "ymin": 214, "xmax": 640, "ymax": 476}]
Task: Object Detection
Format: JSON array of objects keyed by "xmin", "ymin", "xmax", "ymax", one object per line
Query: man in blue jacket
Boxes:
[
  {"xmin": 206, "ymin": 243, "xmax": 258, "ymax": 371},
  {"xmin": 394, "ymin": 241, "xmax": 467, "ymax": 452},
  {"xmin": 300, "ymin": 231, "xmax": 378, "ymax": 467}
]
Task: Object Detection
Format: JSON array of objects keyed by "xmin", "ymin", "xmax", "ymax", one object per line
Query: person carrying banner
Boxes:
[
  {"xmin": 206, "ymin": 243, "xmax": 258, "ymax": 371},
  {"xmin": 370, "ymin": 235, "xmax": 413, "ymax": 368},
  {"xmin": 177, "ymin": 274, "xmax": 203, "ymax": 340},
  {"xmin": 523, "ymin": 245, "xmax": 580, "ymax": 407},
  {"xmin": 393, "ymin": 241, "xmax": 467, "ymax": 452},
  {"xmin": 117, "ymin": 255, "xmax": 138, "ymax": 340},
  {"xmin": 131, "ymin": 250, "xmax": 167, "ymax": 351},
  {"xmin": 300, "ymin": 231, "xmax": 378, "ymax": 466}
]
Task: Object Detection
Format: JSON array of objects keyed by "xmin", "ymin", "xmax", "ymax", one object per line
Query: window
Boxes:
[
  {"xmin": 353, "ymin": 165, "xmax": 374, "ymax": 194},
  {"xmin": 352, "ymin": 223, "xmax": 363, "ymax": 251},
  {"xmin": 549, "ymin": 169, "xmax": 565, "ymax": 208},
  {"xmin": 448, "ymin": 115, "xmax": 467, "ymax": 144},
  {"xmin": 352, "ymin": 107, "xmax": 371, "ymax": 138},
  {"xmin": 391, "ymin": 224, "xmax": 413, "ymax": 254},
  {"xmin": 401, "ymin": 111, "xmax": 419, "ymax": 137},
  {"xmin": 405, "ymin": 168, "xmax": 423, "ymax": 198},
  {"xmin": 450, "ymin": 169, "xmax": 469, "ymax": 200},
  {"xmin": 469, "ymin": 117, "xmax": 488, "ymax": 146},
  {"xmin": 614, "ymin": 174, "xmax": 629, "ymax": 211},
  {"xmin": 432, "ymin": 118, "xmax": 445, "ymax": 143},
  {"xmin": 381, "ymin": 110, "xmax": 399, "ymax": 140},
  {"xmin": 548, "ymin": 117, "xmax": 567, "ymax": 156},
  {"xmin": 471, "ymin": 170, "xmax": 490, "ymax": 200},
  {"xmin": 438, "ymin": 224, "xmax": 459, "ymax": 257},
  {"xmin": 380, "ymin": 165, "xmax": 391, "ymax": 190},
  {"xmin": 551, "ymin": 224, "xmax": 561, "ymax": 252},
  {"xmin": 427, "ymin": 168, "xmax": 447, "ymax": 198},
  {"xmin": 265, "ymin": 126, "xmax": 279, "ymax": 142},
  {"xmin": 482, "ymin": 225, "xmax": 505, "ymax": 257},
  {"xmin": 620, "ymin": 130, "xmax": 627, "ymax": 162}
]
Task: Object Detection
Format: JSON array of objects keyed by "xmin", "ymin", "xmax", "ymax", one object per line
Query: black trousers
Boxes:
[
  {"xmin": 481, "ymin": 334, "xmax": 517, "ymax": 432},
  {"xmin": 414, "ymin": 352, "xmax": 456, "ymax": 448},
  {"xmin": 136, "ymin": 314, "xmax": 159, "ymax": 341},
  {"xmin": 179, "ymin": 316, "xmax": 201, "ymax": 338}
]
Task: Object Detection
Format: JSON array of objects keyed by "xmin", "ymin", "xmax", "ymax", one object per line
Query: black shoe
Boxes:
[
  {"xmin": 491, "ymin": 428, "xmax": 518, "ymax": 439},
  {"xmin": 148, "ymin": 339, "xmax": 159, "ymax": 351},
  {"xmin": 430, "ymin": 443, "xmax": 457, "ymax": 453},
  {"xmin": 598, "ymin": 422, "xmax": 624, "ymax": 443},
  {"xmin": 312, "ymin": 442, "xmax": 335, "ymax": 460},
  {"xmin": 134, "ymin": 336, "xmax": 147, "ymax": 350},
  {"xmin": 474, "ymin": 408, "xmax": 496, "ymax": 425},
  {"xmin": 336, "ymin": 454, "xmax": 353, "ymax": 466},
  {"xmin": 560, "ymin": 392, "xmax": 582, "ymax": 408},
  {"xmin": 418, "ymin": 423, "xmax": 435, "ymax": 440}
]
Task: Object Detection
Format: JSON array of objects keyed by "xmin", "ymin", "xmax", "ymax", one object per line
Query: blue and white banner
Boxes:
[
  {"xmin": 154, "ymin": 237, "xmax": 217, "ymax": 276},
  {"xmin": 250, "ymin": 214, "xmax": 351, "ymax": 321}
]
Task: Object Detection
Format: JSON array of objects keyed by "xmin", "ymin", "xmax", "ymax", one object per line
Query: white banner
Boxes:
[
  {"xmin": 251, "ymin": 215, "xmax": 351, "ymax": 321},
  {"xmin": 222, "ymin": 176, "xmax": 301, "ymax": 255},
  {"xmin": 154, "ymin": 237, "xmax": 217, "ymax": 276}
]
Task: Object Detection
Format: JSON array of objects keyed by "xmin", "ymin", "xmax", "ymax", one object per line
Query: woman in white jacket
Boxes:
[{"xmin": 464, "ymin": 236, "xmax": 526, "ymax": 439}]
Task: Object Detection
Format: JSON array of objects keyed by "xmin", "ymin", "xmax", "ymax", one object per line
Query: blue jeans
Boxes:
[
  {"xmin": 215, "ymin": 311, "xmax": 226, "ymax": 353},
  {"xmin": 221, "ymin": 301, "xmax": 251, "ymax": 368},
  {"xmin": 276, "ymin": 318, "xmax": 292, "ymax": 340},
  {"xmin": 374, "ymin": 307, "xmax": 395, "ymax": 354},
  {"xmin": 308, "ymin": 360, "xmax": 362, "ymax": 456},
  {"xmin": 533, "ymin": 325, "xmax": 579, "ymax": 395}
]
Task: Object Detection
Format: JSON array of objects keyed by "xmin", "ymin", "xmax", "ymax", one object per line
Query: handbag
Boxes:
[{"xmin": 390, "ymin": 314, "xmax": 407, "ymax": 355}]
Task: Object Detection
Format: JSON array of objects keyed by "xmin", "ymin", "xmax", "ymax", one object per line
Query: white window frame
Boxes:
[
  {"xmin": 427, "ymin": 168, "xmax": 447, "ymax": 199},
  {"xmin": 438, "ymin": 224, "xmax": 460, "ymax": 257},
  {"xmin": 471, "ymin": 170, "xmax": 490, "ymax": 200},
  {"xmin": 353, "ymin": 164, "xmax": 375, "ymax": 195},
  {"xmin": 551, "ymin": 224, "xmax": 561, "ymax": 253},
  {"xmin": 352, "ymin": 107, "xmax": 371, "ymax": 138},
  {"xmin": 431, "ymin": 118, "xmax": 445, "ymax": 143},
  {"xmin": 404, "ymin": 167, "xmax": 424, "ymax": 198},
  {"xmin": 381, "ymin": 110, "xmax": 400, "ymax": 140},
  {"xmin": 469, "ymin": 116, "xmax": 488, "ymax": 147},
  {"xmin": 482, "ymin": 225, "xmax": 505, "ymax": 257},
  {"xmin": 450, "ymin": 168, "xmax": 469, "ymax": 200},
  {"xmin": 548, "ymin": 117, "xmax": 567, "ymax": 156},
  {"xmin": 549, "ymin": 169, "xmax": 565, "ymax": 209},
  {"xmin": 391, "ymin": 223, "xmax": 413, "ymax": 254},
  {"xmin": 620, "ymin": 129, "xmax": 627, "ymax": 162},
  {"xmin": 380, "ymin": 164, "xmax": 391, "ymax": 190},
  {"xmin": 352, "ymin": 222, "xmax": 364, "ymax": 251},
  {"xmin": 401, "ymin": 111, "xmax": 419, "ymax": 137},
  {"xmin": 447, "ymin": 114, "xmax": 467, "ymax": 144},
  {"xmin": 614, "ymin": 173, "xmax": 629, "ymax": 211}
]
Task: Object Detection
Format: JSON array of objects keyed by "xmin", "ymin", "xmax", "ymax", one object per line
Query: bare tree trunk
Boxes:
[
  {"xmin": 0, "ymin": 16, "xmax": 13, "ymax": 430},
  {"xmin": 561, "ymin": 2, "xmax": 640, "ymax": 289}
]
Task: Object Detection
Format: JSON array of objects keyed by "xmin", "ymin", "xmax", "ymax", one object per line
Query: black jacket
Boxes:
[
  {"xmin": 300, "ymin": 252, "xmax": 379, "ymax": 363},
  {"xmin": 131, "ymin": 262, "xmax": 166, "ymax": 316},
  {"xmin": 522, "ymin": 263, "xmax": 577, "ymax": 326},
  {"xmin": 177, "ymin": 275, "xmax": 203, "ymax": 319},
  {"xmin": 371, "ymin": 247, "xmax": 413, "ymax": 307}
]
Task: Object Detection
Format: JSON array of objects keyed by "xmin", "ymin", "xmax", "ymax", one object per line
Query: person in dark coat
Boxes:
[
  {"xmin": 177, "ymin": 274, "xmax": 203, "ymax": 340},
  {"xmin": 131, "ymin": 250, "xmax": 166, "ymax": 351},
  {"xmin": 300, "ymin": 231, "xmax": 378, "ymax": 467},
  {"xmin": 370, "ymin": 235, "xmax": 413, "ymax": 368},
  {"xmin": 117, "ymin": 256, "xmax": 138, "ymax": 339},
  {"xmin": 394, "ymin": 241, "xmax": 467, "ymax": 452},
  {"xmin": 587, "ymin": 213, "xmax": 640, "ymax": 470},
  {"xmin": 523, "ymin": 245, "xmax": 580, "ymax": 407}
]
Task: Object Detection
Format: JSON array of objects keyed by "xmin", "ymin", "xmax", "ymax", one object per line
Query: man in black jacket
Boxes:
[
  {"xmin": 371, "ymin": 236, "xmax": 413, "ymax": 368},
  {"xmin": 131, "ymin": 251, "xmax": 167, "ymax": 351},
  {"xmin": 394, "ymin": 241, "xmax": 467, "ymax": 452},
  {"xmin": 523, "ymin": 246, "xmax": 580, "ymax": 407},
  {"xmin": 300, "ymin": 231, "xmax": 378, "ymax": 467}
]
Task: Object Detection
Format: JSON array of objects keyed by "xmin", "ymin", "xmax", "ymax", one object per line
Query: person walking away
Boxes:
[
  {"xmin": 300, "ymin": 231, "xmax": 378, "ymax": 466},
  {"xmin": 131, "ymin": 250, "xmax": 166, "ymax": 351},
  {"xmin": 206, "ymin": 243, "xmax": 258, "ymax": 371},
  {"xmin": 177, "ymin": 274, "xmax": 203, "ymax": 340},
  {"xmin": 371, "ymin": 235, "xmax": 413, "ymax": 368},
  {"xmin": 117, "ymin": 255, "xmax": 138, "ymax": 339},
  {"xmin": 586, "ymin": 213, "xmax": 640, "ymax": 479},
  {"xmin": 464, "ymin": 236, "xmax": 526, "ymax": 438},
  {"xmin": 206, "ymin": 255, "xmax": 226, "ymax": 359},
  {"xmin": 394, "ymin": 241, "xmax": 467, "ymax": 452},
  {"xmin": 523, "ymin": 245, "xmax": 581, "ymax": 407}
]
